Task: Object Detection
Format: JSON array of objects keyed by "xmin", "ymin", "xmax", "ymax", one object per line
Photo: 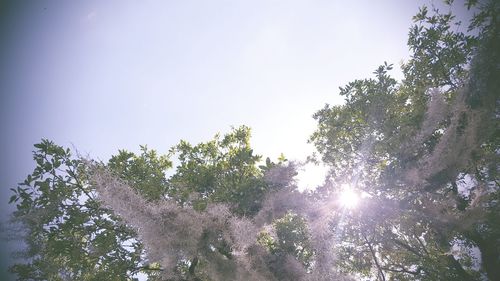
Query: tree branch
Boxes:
[{"xmin": 362, "ymin": 232, "xmax": 386, "ymax": 281}]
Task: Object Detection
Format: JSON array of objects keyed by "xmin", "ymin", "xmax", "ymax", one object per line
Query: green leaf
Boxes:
[{"xmin": 33, "ymin": 143, "xmax": 44, "ymax": 149}]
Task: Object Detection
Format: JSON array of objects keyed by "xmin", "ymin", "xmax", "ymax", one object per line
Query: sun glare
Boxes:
[{"xmin": 339, "ymin": 185, "xmax": 360, "ymax": 209}]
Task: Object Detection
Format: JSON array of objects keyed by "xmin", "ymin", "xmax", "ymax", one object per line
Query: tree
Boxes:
[
  {"xmin": 87, "ymin": 127, "xmax": 334, "ymax": 281},
  {"xmin": 8, "ymin": 128, "xmax": 325, "ymax": 281},
  {"xmin": 310, "ymin": 0, "xmax": 499, "ymax": 279},
  {"xmin": 8, "ymin": 140, "xmax": 145, "ymax": 280}
]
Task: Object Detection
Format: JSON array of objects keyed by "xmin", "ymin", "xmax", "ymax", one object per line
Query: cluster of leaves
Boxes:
[
  {"xmin": 257, "ymin": 212, "xmax": 314, "ymax": 269},
  {"xmin": 8, "ymin": 140, "xmax": 143, "ymax": 280},
  {"xmin": 167, "ymin": 126, "xmax": 280, "ymax": 215}
]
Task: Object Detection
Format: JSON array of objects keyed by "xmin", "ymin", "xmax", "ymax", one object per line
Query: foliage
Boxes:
[
  {"xmin": 8, "ymin": 139, "xmax": 144, "ymax": 280},
  {"xmin": 7, "ymin": 128, "xmax": 314, "ymax": 281},
  {"xmin": 257, "ymin": 212, "xmax": 314, "ymax": 268},
  {"xmin": 108, "ymin": 146, "xmax": 172, "ymax": 202},
  {"xmin": 167, "ymin": 125, "xmax": 280, "ymax": 215},
  {"xmin": 310, "ymin": 0, "xmax": 499, "ymax": 280},
  {"xmin": 7, "ymin": 1, "xmax": 499, "ymax": 280},
  {"xmin": 273, "ymin": 212, "xmax": 314, "ymax": 269},
  {"xmin": 87, "ymin": 128, "xmax": 324, "ymax": 281}
]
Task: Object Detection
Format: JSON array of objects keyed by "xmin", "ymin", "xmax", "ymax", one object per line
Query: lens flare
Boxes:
[{"xmin": 338, "ymin": 185, "xmax": 359, "ymax": 209}]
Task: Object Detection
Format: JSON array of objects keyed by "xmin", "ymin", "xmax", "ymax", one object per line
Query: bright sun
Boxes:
[{"xmin": 338, "ymin": 185, "xmax": 360, "ymax": 209}]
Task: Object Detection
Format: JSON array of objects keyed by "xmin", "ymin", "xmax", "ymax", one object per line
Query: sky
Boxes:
[{"xmin": 0, "ymin": 0, "xmax": 472, "ymax": 279}]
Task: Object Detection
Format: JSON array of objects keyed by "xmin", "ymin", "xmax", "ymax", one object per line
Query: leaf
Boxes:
[
  {"xmin": 34, "ymin": 143, "xmax": 44, "ymax": 149},
  {"xmin": 39, "ymin": 180, "xmax": 50, "ymax": 193}
]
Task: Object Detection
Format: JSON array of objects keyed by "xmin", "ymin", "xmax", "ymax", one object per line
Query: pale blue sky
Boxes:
[{"xmin": 0, "ymin": 0, "xmax": 471, "ymax": 279}]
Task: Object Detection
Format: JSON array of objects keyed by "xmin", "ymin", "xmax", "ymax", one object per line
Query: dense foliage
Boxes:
[
  {"xmin": 8, "ymin": 140, "xmax": 144, "ymax": 280},
  {"xmin": 8, "ymin": 1, "xmax": 499, "ymax": 280},
  {"xmin": 309, "ymin": 1, "xmax": 499, "ymax": 279}
]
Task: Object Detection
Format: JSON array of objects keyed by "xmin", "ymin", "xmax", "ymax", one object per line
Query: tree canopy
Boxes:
[{"xmin": 7, "ymin": 1, "xmax": 499, "ymax": 280}]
